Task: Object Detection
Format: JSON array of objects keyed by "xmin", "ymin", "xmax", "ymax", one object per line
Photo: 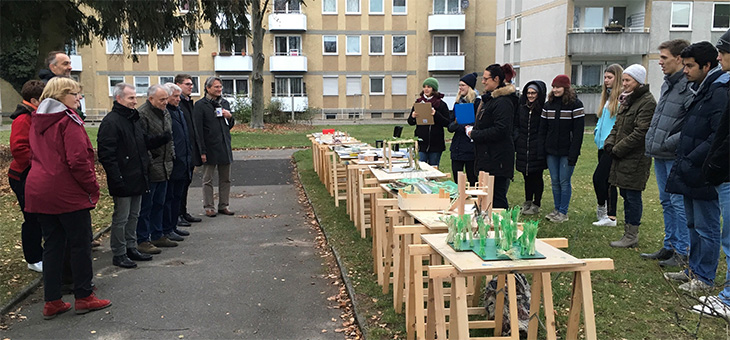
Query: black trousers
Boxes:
[
  {"xmin": 179, "ymin": 166, "xmax": 194, "ymax": 216},
  {"xmin": 39, "ymin": 209, "xmax": 94, "ymax": 301},
  {"xmin": 493, "ymin": 176, "xmax": 511, "ymax": 209},
  {"xmin": 451, "ymin": 159, "xmax": 477, "ymax": 186},
  {"xmin": 9, "ymin": 175, "xmax": 43, "ymax": 264},
  {"xmin": 592, "ymin": 150, "xmax": 618, "ymax": 216},
  {"xmin": 522, "ymin": 171, "xmax": 544, "ymax": 207}
]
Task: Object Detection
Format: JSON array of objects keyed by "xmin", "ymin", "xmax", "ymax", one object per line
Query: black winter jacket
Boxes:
[
  {"xmin": 703, "ymin": 91, "xmax": 730, "ymax": 185},
  {"xmin": 168, "ymin": 104, "xmax": 193, "ymax": 181},
  {"xmin": 448, "ymin": 94, "xmax": 480, "ymax": 161},
  {"xmin": 97, "ymin": 102, "xmax": 150, "ymax": 197},
  {"xmin": 194, "ymin": 95, "xmax": 235, "ymax": 165},
  {"xmin": 514, "ymin": 80, "xmax": 547, "ymax": 174},
  {"xmin": 539, "ymin": 95, "xmax": 585, "ymax": 165},
  {"xmin": 407, "ymin": 93, "xmax": 450, "ymax": 153},
  {"xmin": 179, "ymin": 95, "xmax": 202, "ymax": 166},
  {"xmin": 471, "ymin": 84, "xmax": 518, "ymax": 179}
]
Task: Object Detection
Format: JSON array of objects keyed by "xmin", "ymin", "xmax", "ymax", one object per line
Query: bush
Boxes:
[
  {"xmin": 573, "ymin": 84, "xmax": 602, "ymax": 94},
  {"xmin": 295, "ymin": 106, "xmax": 319, "ymax": 125},
  {"xmin": 229, "ymin": 95, "xmax": 251, "ymax": 123},
  {"xmin": 264, "ymin": 100, "xmax": 290, "ymax": 124}
]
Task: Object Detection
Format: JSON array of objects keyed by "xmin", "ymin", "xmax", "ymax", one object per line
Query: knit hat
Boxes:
[
  {"xmin": 551, "ymin": 75, "xmax": 571, "ymax": 88},
  {"xmin": 422, "ymin": 77, "xmax": 439, "ymax": 92},
  {"xmin": 460, "ymin": 72, "xmax": 478, "ymax": 90},
  {"xmin": 718, "ymin": 29, "xmax": 730, "ymax": 53},
  {"xmin": 527, "ymin": 84, "xmax": 540, "ymax": 92},
  {"xmin": 623, "ymin": 64, "xmax": 646, "ymax": 84}
]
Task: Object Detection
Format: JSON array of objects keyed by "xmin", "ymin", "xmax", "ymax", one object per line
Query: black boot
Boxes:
[
  {"xmin": 183, "ymin": 213, "xmax": 202, "ymax": 223},
  {"xmin": 659, "ymin": 253, "xmax": 688, "ymax": 267},
  {"xmin": 640, "ymin": 247, "xmax": 673, "ymax": 260},
  {"xmin": 113, "ymin": 255, "xmax": 137, "ymax": 269},
  {"xmin": 127, "ymin": 248, "xmax": 153, "ymax": 261}
]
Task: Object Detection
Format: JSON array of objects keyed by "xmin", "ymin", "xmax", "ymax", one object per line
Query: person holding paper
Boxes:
[
  {"xmin": 514, "ymin": 80, "xmax": 547, "ymax": 215},
  {"xmin": 448, "ymin": 72, "xmax": 481, "ymax": 186},
  {"xmin": 467, "ymin": 64, "xmax": 518, "ymax": 209},
  {"xmin": 406, "ymin": 77, "xmax": 450, "ymax": 167}
]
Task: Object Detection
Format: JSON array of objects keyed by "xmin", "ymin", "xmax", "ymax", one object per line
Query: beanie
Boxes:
[
  {"xmin": 527, "ymin": 84, "xmax": 540, "ymax": 93},
  {"xmin": 623, "ymin": 64, "xmax": 647, "ymax": 84},
  {"xmin": 459, "ymin": 72, "xmax": 478, "ymax": 90},
  {"xmin": 422, "ymin": 77, "xmax": 439, "ymax": 92},
  {"xmin": 718, "ymin": 29, "xmax": 730, "ymax": 53},
  {"xmin": 552, "ymin": 75, "xmax": 571, "ymax": 88}
]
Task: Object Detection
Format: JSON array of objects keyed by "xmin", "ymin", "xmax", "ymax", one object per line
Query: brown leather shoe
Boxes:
[
  {"xmin": 205, "ymin": 209, "xmax": 217, "ymax": 217},
  {"xmin": 151, "ymin": 237, "xmax": 178, "ymax": 248},
  {"xmin": 137, "ymin": 241, "xmax": 161, "ymax": 254},
  {"xmin": 218, "ymin": 208, "xmax": 235, "ymax": 215}
]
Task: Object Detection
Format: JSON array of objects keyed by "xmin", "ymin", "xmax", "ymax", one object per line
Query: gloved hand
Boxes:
[{"xmin": 568, "ymin": 158, "xmax": 577, "ymax": 167}]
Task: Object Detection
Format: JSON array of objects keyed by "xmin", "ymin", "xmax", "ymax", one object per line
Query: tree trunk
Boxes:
[
  {"xmin": 36, "ymin": 2, "xmax": 67, "ymax": 72},
  {"xmin": 249, "ymin": 0, "xmax": 266, "ymax": 129}
]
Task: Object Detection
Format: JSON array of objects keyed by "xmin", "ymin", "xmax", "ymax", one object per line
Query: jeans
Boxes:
[
  {"xmin": 593, "ymin": 150, "xmax": 618, "ymax": 216},
  {"xmin": 654, "ymin": 159, "xmax": 688, "ymax": 255},
  {"xmin": 684, "ymin": 197, "xmax": 721, "ymax": 286},
  {"xmin": 493, "ymin": 176, "xmax": 511, "ymax": 209},
  {"xmin": 202, "ymin": 164, "xmax": 231, "ymax": 210},
  {"xmin": 9, "ymin": 176, "xmax": 43, "ymax": 264},
  {"xmin": 137, "ymin": 181, "xmax": 168, "ymax": 244},
  {"xmin": 164, "ymin": 179, "xmax": 187, "ymax": 234},
  {"xmin": 717, "ymin": 183, "xmax": 730, "ymax": 306},
  {"xmin": 523, "ymin": 171, "xmax": 544, "ymax": 207},
  {"xmin": 451, "ymin": 159, "xmax": 476, "ymax": 186},
  {"xmin": 619, "ymin": 188, "xmax": 643, "ymax": 226},
  {"xmin": 546, "ymin": 155, "xmax": 574, "ymax": 214},
  {"xmin": 418, "ymin": 151, "xmax": 442, "ymax": 168},
  {"xmin": 110, "ymin": 195, "xmax": 142, "ymax": 256}
]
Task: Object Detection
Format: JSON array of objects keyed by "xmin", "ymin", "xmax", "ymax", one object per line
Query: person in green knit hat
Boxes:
[{"xmin": 407, "ymin": 77, "xmax": 451, "ymax": 167}]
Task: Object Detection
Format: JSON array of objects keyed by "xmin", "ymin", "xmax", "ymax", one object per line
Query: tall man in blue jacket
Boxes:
[
  {"xmin": 162, "ymin": 83, "xmax": 193, "ymax": 241},
  {"xmin": 665, "ymin": 41, "xmax": 729, "ymax": 293}
]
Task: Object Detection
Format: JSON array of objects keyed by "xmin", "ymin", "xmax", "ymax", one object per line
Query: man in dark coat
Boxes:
[
  {"xmin": 174, "ymin": 74, "xmax": 202, "ymax": 226},
  {"xmin": 665, "ymin": 42, "xmax": 729, "ymax": 293},
  {"xmin": 97, "ymin": 83, "xmax": 155, "ymax": 268},
  {"xmin": 38, "ymin": 51, "xmax": 72, "ymax": 82},
  {"xmin": 194, "ymin": 76, "xmax": 235, "ymax": 217},
  {"xmin": 162, "ymin": 83, "xmax": 193, "ymax": 241}
]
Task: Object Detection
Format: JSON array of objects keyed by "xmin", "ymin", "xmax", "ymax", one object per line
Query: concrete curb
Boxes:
[
  {"xmin": 0, "ymin": 225, "xmax": 112, "ymax": 316},
  {"xmin": 293, "ymin": 157, "xmax": 368, "ymax": 340}
]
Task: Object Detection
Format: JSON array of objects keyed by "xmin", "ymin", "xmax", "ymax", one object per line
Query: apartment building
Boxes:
[
  {"xmin": 496, "ymin": 0, "xmax": 730, "ymax": 114},
  {"xmin": 0, "ymin": 0, "xmax": 497, "ymax": 120}
]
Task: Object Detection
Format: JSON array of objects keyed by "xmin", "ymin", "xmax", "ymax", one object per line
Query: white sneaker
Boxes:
[
  {"xmin": 551, "ymin": 212, "xmax": 569, "ymax": 223},
  {"xmin": 692, "ymin": 296, "xmax": 730, "ymax": 318},
  {"xmin": 592, "ymin": 217, "xmax": 617, "ymax": 227},
  {"xmin": 27, "ymin": 261, "xmax": 42, "ymax": 273},
  {"xmin": 679, "ymin": 279, "xmax": 713, "ymax": 293}
]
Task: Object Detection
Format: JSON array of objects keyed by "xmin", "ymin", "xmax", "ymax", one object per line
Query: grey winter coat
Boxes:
[
  {"xmin": 193, "ymin": 96, "xmax": 235, "ymax": 165},
  {"xmin": 645, "ymin": 71, "xmax": 693, "ymax": 159},
  {"xmin": 138, "ymin": 101, "xmax": 175, "ymax": 182}
]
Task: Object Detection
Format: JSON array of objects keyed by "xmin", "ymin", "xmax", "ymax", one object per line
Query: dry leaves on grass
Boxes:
[{"xmin": 230, "ymin": 123, "xmax": 313, "ymax": 134}]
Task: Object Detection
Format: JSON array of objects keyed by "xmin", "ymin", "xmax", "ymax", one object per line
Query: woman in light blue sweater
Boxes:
[{"xmin": 592, "ymin": 64, "xmax": 622, "ymax": 226}]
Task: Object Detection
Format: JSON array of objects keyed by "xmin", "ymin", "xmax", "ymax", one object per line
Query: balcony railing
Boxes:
[
  {"xmin": 428, "ymin": 13, "xmax": 466, "ymax": 31},
  {"xmin": 570, "ymin": 27, "xmax": 650, "ymax": 33},
  {"xmin": 269, "ymin": 12, "xmax": 307, "ymax": 31},
  {"xmin": 70, "ymin": 55, "xmax": 83, "ymax": 72},
  {"xmin": 269, "ymin": 54, "xmax": 308, "ymax": 72},
  {"xmin": 427, "ymin": 53, "xmax": 465, "ymax": 71},
  {"xmin": 567, "ymin": 31, "xmax": 650, "ymax": 56},
  {"xmin": 214, "ymin": 55, "xmax": 253, "ymax": 72}
]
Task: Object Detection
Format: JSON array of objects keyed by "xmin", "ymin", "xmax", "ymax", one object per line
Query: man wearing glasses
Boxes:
[{"xmin": 174, "ymin": 74, "xmax": 203, "ymax": 226}]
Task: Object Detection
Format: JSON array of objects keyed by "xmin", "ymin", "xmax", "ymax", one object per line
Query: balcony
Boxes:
[
  {"xmin": 269, "ymin": 54, "xmax": 307, "ymax": 72},
  {"xmin": 271, "ymin": 96, "xmax": 308, "ymax": 112},
  {"xmin": 214, "ymin": 55, "xmax": 253, "ymax": 72},
  {"xmin": 428, "ymin": 13, "xmax": 465, "ymax": 31},
  {"xmin": 427, "ymin": 54, "xmax": 465, "ymax": 71},
  {"xmin": 568, "ymin": 29, "xmax": 650, "ymax": 56},
  {"xmin": 70, "ymin": 55, "xmax": 82, "ymax": 72},
  {"xmin": 268, "ymin": 12, "xmax": 307, "ymax": 31}
]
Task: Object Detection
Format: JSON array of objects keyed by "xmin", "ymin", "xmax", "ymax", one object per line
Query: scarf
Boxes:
[{"xmin": 619, "ymin": 91, "xmax": 633, "ymax": 107}]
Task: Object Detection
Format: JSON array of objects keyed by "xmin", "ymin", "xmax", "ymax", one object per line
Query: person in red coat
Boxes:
[{"xmin": 25, "ymin": 77, "xmax": 111, "ymax": 319}]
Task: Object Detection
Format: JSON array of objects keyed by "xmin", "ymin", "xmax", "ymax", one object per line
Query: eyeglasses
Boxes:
[{"xmin": 183, "ymin": 82, "xmax": 194, "ymax": 86}]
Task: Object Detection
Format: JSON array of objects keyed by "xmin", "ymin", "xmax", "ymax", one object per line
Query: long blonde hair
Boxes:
[
  {"xmin": 598, "ymin": 64, "xmax": 623, "ymax": 118},
  {"xmin": 455, "ymin": 86, "xmax": 476, "ymax": 104}
]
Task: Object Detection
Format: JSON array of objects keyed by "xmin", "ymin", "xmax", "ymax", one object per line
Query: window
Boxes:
[
  {"xmin": 714, "ymin": 3, "xmax": 730, "ymax": 30},
  {"xmin": 391, "ymin": 75, "xmax": 407, "ymax": 95},
  {"xmin": 157, "ymin": 42, "xmax": 174, "ymax": 55},
  {"xmin": 671, "ymin": 2, "xmax": 692, "ymax": 30},
  {"xmin": 274, "ymin": 0, "xmax": 300, "ymax": 13},
  {"xmin": 323, "ymin": 35, "xmax": 338, "ymax": 54},
  {"xmin": 505, "ymin": 20, "xmax": 512, "ymax": 43},
  {"xmin": 371, "ymin": 112, "xmax": 382, "ymax": 118},
  {"xmin": 134, "ymin": 76, "xmax": 150, "ymax": 96},
  {"xmin": 370, "ymin": 0, "xmax": 383, "ymax": 14},
  {"xmin": 65, "ymin": 40, "xmax": 78, "ymax": 56},
  {"xmin": 108, "ymin": 76, "xmax": 124, "ymax": 96},
  {"xmin": 179, "ymin": 0, "xmax": 192, "ymax": 13},
  {"xmin": 370, "ymin": 76, "xmax": 384, "ymax": 95},
  {"xmin": 106, "ymin": 37, "xmax": 123, "ymax": 54},
  {"xmin": 323, "ymin": 76, "xmax": 339, "ymax": 96},
  {"xmin": 433, "ymin": 36, "xmax": 459, "ymax": 55},
  {"xmin": 323, "ymin": 0, "xmax": 337, "ymax": 13},
  {"xmin": 433, "ymin": 0, "xmax": 458, "ymax": 14},
  {"xmin": 571, "ymin": 64, "xmax": 603, "ymax": 86},
  {"xmin": 392, "ymin": 35, "xmax": 406, "ymax": 54},
  {"xmin": 369, "ymin": 35, "xmax": 384, "ymax": 55},
  {"xmin": 515, "ymin": 16, "xmax": 522, "ymax": 41},
  {"xmin": 274, "ymin": 77, "xmax": 305, "ymax": 96},
  {"xmin": 346, "ymin": 76, "xmax": 362, "ymax": 95},
  {"xmin": 160, "ymin": 76, "xmax": 174, "ymax": 85},
  {"xmin": 513, "ymin": 66, "xmax": 520, "ymax": 87},
  {"xmin": 434, "ymin": 76, "xmax": 459, "ymax": 97},
  {"xmin": 132, "ymin": 41, "xmax": 148, "ymax": 55},
  {"xmin": 346, "ymin": 36, "xmax": 361, "ymax": 55},
  {"xmin": 221, "ymin": 78, "xmax": 249, "ymax": 97},
  {"xmin": 393, "ymin": 0, "xmax": 406, "ymax": 14},
  {"xmin": 275, "ymin": 35, "xmax": 302, "ymax": 55},
  {"xmin": 583, "ymin": 7, "xmax": 604, "ymax": 31},
  {"xmin": 190, "ymin": 76, "xmax": 200, "ymax": 96},
  {"xmin": 220, "ymin": 35, "xmax": 247, "ymax": 55},
  {"xmin": 346, "ymin": 0, "xmax": 360, "ymax": 13},
  {"xmin": 182, "ymin": 35, "xmax": 198, "ymax": 54}
]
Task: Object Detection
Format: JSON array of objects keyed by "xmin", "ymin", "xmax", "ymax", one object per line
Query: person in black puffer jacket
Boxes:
[
  {"xmin": 407, "ymin": 77, "xmax": 450, "ymax": 167},
  {"xmin": 514, "ymin": 80, "xmax": 547, "ymax": 215},
  {"xmin": 539, "ymin": 75, "xmax": 585, "ymax": 223},
  {"xmin": 448, "ymin": 72, "xmax": 481, "ymax": 185},
  {"xmin": 468, "ymin": 64, "xmax": 518, "ymax": 209}
]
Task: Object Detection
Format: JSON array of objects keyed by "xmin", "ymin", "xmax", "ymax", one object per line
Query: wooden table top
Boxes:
[{"xmin": 368, "ymin": 162, "xmax": 446, "ymax": 182}]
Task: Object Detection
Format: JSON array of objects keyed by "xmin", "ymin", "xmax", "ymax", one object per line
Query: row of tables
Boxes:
[{"xmin": 308, "ymin": 132, "xmax": 614, "ymax": 340}]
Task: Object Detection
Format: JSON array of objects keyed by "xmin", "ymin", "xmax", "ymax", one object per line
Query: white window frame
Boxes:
[
  {"xmin": 108, "ymin": 76, "xmax": 124, "ymax": 96},
  {"xmin": 218, "ymin": 35, "xmax": 248, "ymax": 55},
  {"xmin": 505, "ymin": 19, "xmax": 512, "ymax": 44},
  {"xmin": 323, "ymin": 76, "xmax": 339, "ymax": 96},
  {"xmin": 346, "ymin": 35, "xmax": 361, "ymax": 55},
  {"xmin": 346, "ymin": 76, "xmax": 362, "ymax": 96},
  {"xmin": 392, "ymin": 0, "xmax": 407, "ymax": 15},
  {"xmin": 515, "ymin": 16, "xmax": 522, "ymax": 41},
  {"xmin": 132, "ymin": 41, "xmax": 148, "ymax": 55},
  {"xmin": 273, "ymin": 0, "xmax": 301, "ymax": 13},
  {"xmin": 369, "ymin": 35, "xmax": 384, "ymax": 55},
  {"xmin": 134, "ymin": 76, "xmax": 150, "ymax": 97},
  {"xmin": 182, "ymin": 35, "xmax": 199, "ymax": 55},
  {"xmin": 323, "ymin": 35, "xmax": 338, "ymax": 55},
  {"xmin": 513, "ymin": 66, "xmax": 520, "ymax": 88},
  {"xmin": 157, "ymin": 42, "xmax": 174, "ymax": 55},
  {"xmin": 274, "ymin": 35, "xmax": 303, "ymax": 56},
  {"xmin": 322, "ymin": 0, "xmax": 338, "ymax": 14},
  {"xmin": 370, "ymin": 76, "xmax": 384, "ymax": 95},
  {"xmin": 346, "ymin": 0, "xmax": 361, "ymax": 14},
  {"xmin": 392, "ymin": 35, "xmax": 407, "ymax": 55},
  {"xmin": 369, "ymin": 0, "xmax": 384, "ymax": 14},
  {"xmin": 670, "ymin": 2, "xmax": 693, "ymax": 31},
  {"xmin": 713, "ymin": 3, "xmax": 730, "ymax": 31},
  {"xmin": 220, "ymin": 77, "xmax": 250, "ymax": 97},
  {"xmin": 274, "ymin": 77, "xmax": 305, "ymax": 97},
  {"xmin": 432, "ymin": 35, "xmax": 460, "ymax": 56},
  {"xmin": 159, "ymin": 76, "xmax": 175, "ymax": 85},
  {"xmin": 190, "ymin": 76, "xmax": 201, "ymax": 96},
  {"xmin": 106, "ymin": 37, "xmax": 123, "ymax": 55},
  {"xmin": 391, "ymin": 75, "xmax": 407, "ymax": 95}
]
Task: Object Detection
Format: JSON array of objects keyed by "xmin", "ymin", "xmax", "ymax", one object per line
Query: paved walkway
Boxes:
[{"xmin": 1, "ymin": 149, "xmax": 343, "ymax": 339}]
